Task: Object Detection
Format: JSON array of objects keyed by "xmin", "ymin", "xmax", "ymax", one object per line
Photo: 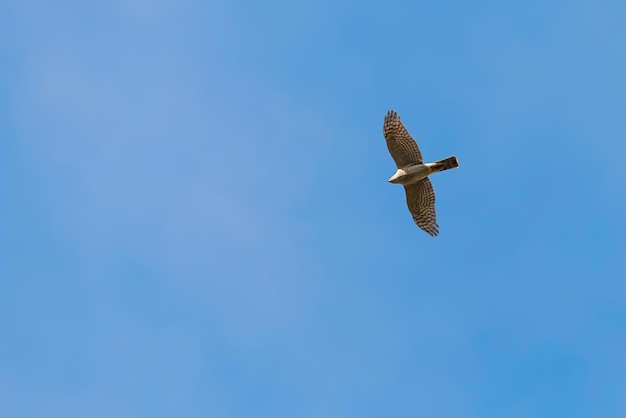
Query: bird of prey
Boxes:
[{"xmin": 383, "ymin": 110, "xmax": 459, "ymax": 236}]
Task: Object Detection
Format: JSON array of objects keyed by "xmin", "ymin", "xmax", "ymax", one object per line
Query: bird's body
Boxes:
[
  {"xmin": 387, "ymin": 164, "xmax": 432, "ymax": 185},
  {"xmin": 383, "ymin": 110, "xmax": 459, "ymax": 236}
]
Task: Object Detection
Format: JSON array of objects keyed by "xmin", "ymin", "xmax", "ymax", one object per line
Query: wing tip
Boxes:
[
  {"xmin": 422, "ymin": 223, "xmax": 440, "ymax": 237},
  {"xmin": 385, "ymin": 109, "xmax": 399, "ymax": 121},
  {"xmin": 411, "ymin": 216, "xmax": 439, "ymax": 237},
  {"xmin": 383, "ymin": 109, "xmax": 401, "ymax": 134}
]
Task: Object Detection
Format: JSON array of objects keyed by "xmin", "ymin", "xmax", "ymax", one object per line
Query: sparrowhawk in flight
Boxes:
[{"xmin": 383, "ymin": 110, "xmax": 459, "ymax": 236}]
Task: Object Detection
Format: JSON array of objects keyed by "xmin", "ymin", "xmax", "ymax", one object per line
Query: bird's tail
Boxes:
[{"xmin": 431, "ymin": 156, "xmax": 459, "ymax": 172}]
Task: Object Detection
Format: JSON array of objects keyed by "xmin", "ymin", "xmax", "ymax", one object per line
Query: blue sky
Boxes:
[{"xmin": 2, "ymin": 0, "xmax": 626, "ymax": 416}]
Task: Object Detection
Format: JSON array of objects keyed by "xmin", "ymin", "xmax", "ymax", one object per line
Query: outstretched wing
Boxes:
[
  {"xmin": 383, "ymin": 110, "xmax": 423, "ymax": 168},
  {"xmin": 404, "ymin": 179, "xmax": 439, "ymax": 236}
]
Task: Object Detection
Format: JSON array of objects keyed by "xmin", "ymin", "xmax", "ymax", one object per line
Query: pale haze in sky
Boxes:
[{"xmin": 2, "ymin": 0, "xmax": 626, "ymax": 417}]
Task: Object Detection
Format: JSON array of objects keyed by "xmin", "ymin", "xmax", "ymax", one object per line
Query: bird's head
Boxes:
[{"xmin": 388, "ymin": 169, "xmax": 406, "ymax": 184}]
